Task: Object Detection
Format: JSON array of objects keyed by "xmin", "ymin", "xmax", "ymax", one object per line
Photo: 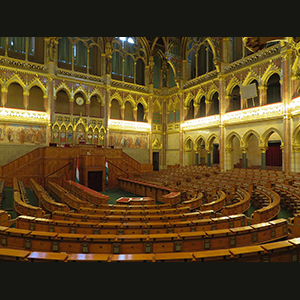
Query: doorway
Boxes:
[
  {"xmin": 266, "ymin": 141, "xmax": 282, "ymax": 167},
  {"xmin": 88, "ymin": 171, "xmax": 103, "ymax": 192},
  {"xmin": 213, "ymin": 144, "xmax": 219, "ymax": 164},
  {"xmin": 153, "ymin": 152, "xmax": 159, "ymax": 171}
]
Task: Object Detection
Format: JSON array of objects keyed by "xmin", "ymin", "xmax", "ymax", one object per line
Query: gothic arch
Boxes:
[
  {"xmin": 28, "ymin": 78, "xmax": 47, "ymax": 95},
  {"xmin": 137, "ymin": 96, "xmax": 148, "ymax": 112},
  {"xmin": 195, "ymin": 135, "xmax": 207, "ymax": 148},
  {"xmin": 74, "ymin": 85, "xmax": 88, "ymax": 101},
  {"xmin": 242, "ymin": 70, "xmax": 260, "ymax": 86},
  {"xmin": 207, "ymin": 133, "xmax": 218, "ymax": 151},
  {"xmin": 54, "ymin": 83, "xmax": 72, "ymax": 99},
  {"xmin": 124, "ymin": 94, "xmax": 136, "ymax": 109},
  {"xmin": 226, "ymin": 76, "xmax": 241, "ymax": 97},
  {"xmin": 242, "ymin": 129, "xmax": 261, "ymax": 148},
  {"xmin": 195, "ymin": 88, "xmax": 206, "ymax": 105},
  {"xmin": 226, "ymin": 131, "xmax": 242, "ymax": 148},
  {"xmin": 261, "ymin": 63, "xmax": 281, "ymax": 87},
  {"xmin": 261, "ymin": 127, "xmax": 284, "ymax": 148},
  {"xmin": 6, "ymin": 74, "xmax": 26, "ymax": 90},
  {"xmin": 207, "ymin": 84, "xmax": 219, "ymax": 102},
  {"xmin": 184, "ymin": 92, "xmax": 194, "ymax": 108},
  {"xmin": 110, "ymin": 91, "xmax": 123, "ymax": 107},
  {"xmin": 184, "ymin": 136, "xmax": 195, "ymax": 151}
]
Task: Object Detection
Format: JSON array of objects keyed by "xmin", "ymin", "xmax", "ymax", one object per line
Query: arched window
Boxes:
[
  {"xmin": 58, "ymin": 37, "xmax": 72, "ymax": 69},
  {"xmin": 90, "ymin": 95, "xmax": 101, "ymax": 118},
  {"xmin": 246, "ymin": 79, "xmax": 260, "ymax": 108},
  {"xmin": 137, "ymin": 103, "xmax": 144, "ymax": 122},
  {"xmin": 186, "ymin": 99, "xmax": 194, "ymax": 120},
  {"xmin": 7, "ymin": 83, "xmax": 24, "ymax": 109},
  {"xmin": 55, "ymin": 90, "xmax": 69, "ymax": 114},
  {"xmin": 208, "ymin": 92, "xmax": 219, "ymax": 116},
  {"xmin": 28, "ymin": 86, "xmax": 45, "ymax": 111},
  {"xmin": 124, "ymin": 101, "xmax": 134, "ymax": 121},
  {"xmin": 187, "ymin": 38, "xmax": 216, "ymax": 80},
  {"xmin": 228, "ymin": 85, "xmax": 241, "ymax": 112},
  {"xmin": 111, "ymin": 37, "xmax": 146, "ymax": 85},
  {"xmin": 124, "ymin": 55, "xmax": 134, "ymax": 82},
  {"xmin": 110, "ymin": 99, "xmax": 121, "ymax": 119},
  {"xmin": 199, "ymin": 96, "xmax": 206, "ymax": 118},
  {"xmin": 267, "ymin": 73, "xmax": 281, "ymax": 104},
  {"xmin": 58, "ymin": 37, "xmax": 103, "ymax": 75},
  {"xmin": 74, "ymin": 41, "xmax": 87, "ymax": 72}
]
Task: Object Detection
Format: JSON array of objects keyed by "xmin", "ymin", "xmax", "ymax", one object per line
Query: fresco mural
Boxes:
[
  {"xmin": 0, "ymin": 123, "xmax": 47, "ymax": 145},
  {"xmin": 109, "ymin": 132, "xmax": 148, "ymax": 149}
]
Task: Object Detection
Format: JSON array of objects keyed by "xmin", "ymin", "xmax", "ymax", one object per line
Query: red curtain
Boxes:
[{"xmin": 266, "ymin": 143, "xmax": 282, "ymax": 166}]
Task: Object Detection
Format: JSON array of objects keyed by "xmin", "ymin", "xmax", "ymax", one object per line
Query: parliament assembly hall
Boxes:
[{"xmin": 1, "ymin": 36, "xmax": 300, "ymax": 262}]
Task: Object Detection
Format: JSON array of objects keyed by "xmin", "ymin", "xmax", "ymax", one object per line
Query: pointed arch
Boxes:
[
  {"xmin": 195, "ymin": 135, "xmax": 207, "ymax": 148},
  {"xmin": 74, "ymin": 85, "xmax": 88, "ymax": 101},
  {"xmin": 195, "ymin": 88, "xmax": 206, "ymax": 105},
  {"xmin": 110, "ymin": 91, "xmax": 123, "ymax": 106},
  {"xmin": 184, "ymin": 92, "xmax": 194, "ymax": 108},
  {"xmin": 6, "ymin": 74, "xmax": 26, "ymax": 89},
  {"xmin": 261, "ymin": 63, "xmax": 281, "ymax": 87},
  {"xmin": 242, "ymin": 129, "xmax": 261, "ymax": 148},
  {"xmin": 184, "ymin": 136, "xmax": 195, "ymax": 151},
  {"xmin": 261, "ymin": 127, "xmax": 284, "ymax": 148},
  {"xmin": 54, "ymin": 83, "xmax": 72, "ymax": 99},
  {"xmin": 226, "ymin": 131, "xmax": 242, "ymax": 148},
  {"xmin": 137, "ymin": 96, "xmax": 148, "ymax": 112},
  {"xmin": 28, "ymin": 78, "xmax": 47, "ymax": 95},
  {"xmin": 226, "ymin": 76, "xmax": 241, "ymax": 97},
  {"xmin": 124, "ymin": 94, "xmax": 136, "ymax": 109},
  {"xmin": 206, "ymin": 133, "xmax": 219, "ymax": 151}
]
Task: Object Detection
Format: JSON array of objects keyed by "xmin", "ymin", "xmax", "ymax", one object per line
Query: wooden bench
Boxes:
[{"xmin": 0, "ymin": 218, "xmax": 288, "ymax": 254}]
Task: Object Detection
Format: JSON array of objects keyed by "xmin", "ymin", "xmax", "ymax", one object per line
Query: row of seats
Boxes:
[
  {"xmin": 1, "ymin": 236, "xmax": 300, "ymax": 262},
  {"xmin": 63, "ymin": 180, "xmax": 109, "ymax": 206},
  {"xmin": 13, "ymin": 177, "xmax": 44, "ymax": 218},
  {"xmin": 29, "ymin": 178, "xmax": 69, "ymax": 213},
  {"xmin": 15, "ymin": 213, "xmax": 247, "ymax": 235},
  {"xmin": 0, "ymin": 218, "xmax": 288, "ymax": 254}
]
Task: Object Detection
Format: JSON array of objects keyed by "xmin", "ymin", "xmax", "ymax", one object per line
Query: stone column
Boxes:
[
  {"xmin": 132, "ymin": 107, "xmax": 137, "ymax": 121},
  {"xmin": 120, "ymin": 104, "xmax": 125, "ymax": 120},
  {"xmin": 260, "ymin": 147, "xmax": 267, "ymax": 170},
  {"xmin": 1, "ymin": 86, "xmax": 7, "ymax": 107},
  {"xmin": 282, "ymin": 48, "xmax": 292, "ymax": 173},
  {"xmin": 104, "ymin": 88, "xmax": 111, "ymax": 147},
  {"xmin": 69, "ymin": 97, "xmax": 74, "ymax": 115},
  {"xmin": 207, "ymin": 151, "xmax": 211, "ymax": 167},
  {"xmin": 179, "ymin": 92, "xmax": 184, "ymax": 166},
  {"xmin": 162, "ymin": 98, "xmax": 167, "ymax": 169},
  {"xmin": 259, "ymin": 86, "xmax": 267, "ymax": 106},
  {"xmin": 23, "ymin": 91, "xmax": 29, "ymax": 109},
  {"xmin": 85, "ymin": 100, "xmax": 90, "ymax": 117},
  {"xmin": 148, "ymin": 96, "xmax": 153, "ymax": 165},
  {"xmin": 241, "ymin": 148, "xmax": 247, "ymax": 169},
  {"xmin": 194, "ymin": 103, "xmax": 200, "ymax": 119},
  {"xmin": 225, "ymin": 147, "xmax": 234, "ymax": 170},
  {"xmin": 219, "ymin": 75, "xmax": 226, "ymax": 172}
]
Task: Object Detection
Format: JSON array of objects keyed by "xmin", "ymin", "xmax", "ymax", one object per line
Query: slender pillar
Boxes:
[
  {"xmin": 195, "ymin": 152, "xmax": 199, "ymax": 166},
  {"xmin": 261, "ymin": 149, "xmax": 267, "ymax": 170},
  {"xmin": 242, "ymin": 151, "xmax": 247, "ymax": 169},
  {"xmin": 207, "ymin": 151, "xmax": 211, "ymax": 167},
  {"xmin": 282, "ymin": 47, "xmax": 292, "ymax": 173}
]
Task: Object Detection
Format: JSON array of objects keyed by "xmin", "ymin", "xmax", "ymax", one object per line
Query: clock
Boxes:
[{"xmin": 76, "ymin": 97, "xmax": 84, "ymax": 106}]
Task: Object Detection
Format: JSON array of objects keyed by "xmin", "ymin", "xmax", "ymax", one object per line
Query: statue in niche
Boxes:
[{"xmin": 47, "ymin": 37, "xmax": 57, "ymax": 62}]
